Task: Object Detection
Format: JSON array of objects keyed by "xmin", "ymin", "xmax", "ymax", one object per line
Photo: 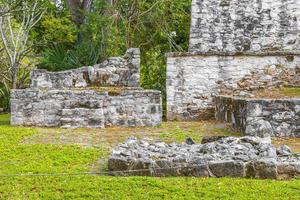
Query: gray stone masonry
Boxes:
[
  {"xmin": 108, "ymin": 136, "xmax": 300, "ymax": 179},
  {"xmin": 31, "ymin": 48, "xmax": 140, "ymax": 89},
  {"xmin": 11, "ymin": 89, "xmax": 162, "ymax": 128},
  {"xmin": 215, "ymin": 95, "xmax": 300, "ymax": 137},
  {"xmin": 167, "ymin": 53, "xmax": 300, "ymax": 120},
  {"xmin": 189, "ymin": 0, "xmax": 300, "ymax": 53},
  {"xmin": 11, "ymin": 48, "xmax": 163, "ymax": 128},
  {"xmin": 167, "ymin": 0, "xmax": 300, "ymax": 120}
]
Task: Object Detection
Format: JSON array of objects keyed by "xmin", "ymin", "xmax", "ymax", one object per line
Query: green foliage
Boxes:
[
  {"xmin": 1, "ymin": 0, "xmax": 191, "ymax": 114},
  {"xmin": 140, "ymin": 49, "xmax": 167, "ymax": 113},
  {"xmin": 35, "ymin": 1, "xmax": 191, "ymax": 113},
  {"xmin": 37, "ymin": 1, "xmax": 110, "ymax": 71},
  {"xmin": 0, "ymin": 82, "xmax": 10, "ymax": 112},
  {"xmin": 111, "ymin": 0, "xmax": 191, "ymax": 114},
  {"xmin": 31, "ymin": 0, "xmax": 77, "ymax": 50},
  {"xmin": 38, "ymin": 42, "xmax": 103, "ymax": 71},
  {"xmin": 38, "ymin": 14, "xmax": 77, "ymax": 45},
  {"xmin": 38, "ymin": 45, "xmax": 70, "ymax": 71}
]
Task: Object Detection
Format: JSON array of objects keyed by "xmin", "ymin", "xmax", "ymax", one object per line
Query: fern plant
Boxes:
[
  {"xmin": 38, "ymin": 45, "xmax": 74, "ymax": 71},
  {"xmin": 38, "ymin": 41, "xmax": 106, "ymax": 72}
]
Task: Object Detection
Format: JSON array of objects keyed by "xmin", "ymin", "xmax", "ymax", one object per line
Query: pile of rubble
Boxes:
[
  {"xmin": 108, "ymin": 136, "xmax": 300, "ymax": 179},
  {"xmin": 220, "ymin": 65, "xmax": 300, "ymax": 97}
]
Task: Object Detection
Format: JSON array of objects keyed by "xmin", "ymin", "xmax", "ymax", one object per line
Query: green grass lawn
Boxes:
[{"xmin": 0, "ymin": 114, "xmax": 300, "ymax": 199}]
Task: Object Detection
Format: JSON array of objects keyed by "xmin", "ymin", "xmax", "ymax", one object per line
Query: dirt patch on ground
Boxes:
[
  {"xmin": 272, "ymin": 138, "xmax": 300, "ymax": 152},
  {"xmin": 21, "ymin": 120, "xmax": 300, "ymax": 153},
  {"xmin": 21, "ymin": 121, "xmax": 238, "ymax": 150}
]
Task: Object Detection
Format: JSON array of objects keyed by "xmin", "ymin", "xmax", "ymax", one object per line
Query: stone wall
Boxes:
[
  {"xmin": 11, "ymin": 89, "xmax": 162, "ymax": 128},
  {"xmin": 189, "ymin": 0, "xmax": 300, "ymax": 53},
  {"xmin": 31, "ymin": 48, "xmax": 140, "ymax": 89},
  {"xmin": 167, "ymin": 0, "xmax": 300, "ymax": 120},
  {"xmin": 215, "ymin": 95, "xmax": 300, "ymax": 137},
  {"xmin": 108, "ymin": 137, "xmax": 300, "ymax": 179},
  {"xmin": 220, "ymin": 63, "xmax": 300, "ymax": 97},
  {"xmin": 12, "ymin": 48, "xmax": 163, "ymax": 128},
  {"xmin": 167, "ymin": 52, "xmax": 300, "ymax": 120}
]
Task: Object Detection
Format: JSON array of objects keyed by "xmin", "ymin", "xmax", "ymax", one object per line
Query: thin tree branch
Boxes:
[{"xmin": 0, "ymin": 0, "xmax": 45, "ymax": 88}]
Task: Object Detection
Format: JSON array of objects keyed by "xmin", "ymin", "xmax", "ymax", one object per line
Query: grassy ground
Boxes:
[
  {"xmin": 252, "ymin": 87, "xmax": 300, "ymax": 99},
  {"xmin": 0, "ymin": 114, "xmax": 300, "ymax": 199}
]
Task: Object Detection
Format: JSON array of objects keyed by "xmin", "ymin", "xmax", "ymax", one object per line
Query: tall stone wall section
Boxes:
[
  {"xmin": 167, "ymin": 53, "xmax": 300, "ymax": 120},
  {"xmin": 31, "ymin": 48, "xmax": 140, "ymax": 89},
  {"xmin": 189, "ymin": 0, "xmax": 300, "ymax": 53},
  {"xmin": 167, "ymin": 0, "xmax": 300, "ymax": 120},
  {"xmin": 215, "ymin": 96, "xmax": 300, "ymax": 137}
]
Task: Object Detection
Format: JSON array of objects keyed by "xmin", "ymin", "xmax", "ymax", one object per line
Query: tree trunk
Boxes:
[
  {"xmin": 67, "ymin": 0, "xmax": 93, "ymax": 44},
  {"xmin": 11, "ymin": 73, "xmax": 17, "ymax": 89},
  {"xmin": 106, "ymin": 0, "xmax": 113, "ymax": 5},
  {"xmin": 11, "ymin": 63, "xmax": 18, "ymax": 89}
]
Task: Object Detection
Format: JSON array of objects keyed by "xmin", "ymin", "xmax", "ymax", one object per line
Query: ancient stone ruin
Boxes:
[
  {"xmin": 109, "ymin": 137, "xmax": 300, "ymax": 179},
  {"xmin": 216, "ymin": 96, "xmax": 300, "ymax": 137},
  {"xmin": 11, "ymin": 49, "xmax": 162, "ymax": 128},
  {"xmin": 106, "ymin": 1, "xmax": 300, "ymax": 179},
  {"xmin": 167, "ymin": 0, "xmax": 300, "ymax": 123}
]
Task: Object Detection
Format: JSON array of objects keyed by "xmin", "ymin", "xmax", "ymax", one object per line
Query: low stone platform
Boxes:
[
  {"xmin": 11, "ymin": 89, "xmax": 162, "ymax": 128},
  {"xmin": 215, "ymin": 95, "xmax": 300, "ymax": 137},
  {"xmin": 108, "ymin": 137, "xmax": 300, "ymax": 179}
]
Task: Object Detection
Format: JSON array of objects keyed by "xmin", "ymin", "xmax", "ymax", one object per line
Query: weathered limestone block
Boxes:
[
  {"xmin": 61, "ymin": 108, "xmax": 105, "ymax": 128},
  {"xmin": 277, "ymin": 162, "xmax": 300, "ymax": 179},
  {"xmin": 108, "ymin": 136, "xmax": 300, "ymax": 179},
  {"xmin": 31, "ymin": 48, "xmax": 140, "ymax": 89},
  {"xmin": 252, "ymin": 159, "xmax": 278, "ymax": 179},
  {"xmin": 11, "ymin": 89, "xmax": 162, "ymax": 128},
  {"xmin": 215, "ymin": 96, "xmax": 300, "ymax": 137},
  {"xmin": 209, "ymin": 160, "xmax": 245, "ymax": 178},
  {"xmin": 189, "ymin": 0, "xmax": 300, "ymax": 53}
]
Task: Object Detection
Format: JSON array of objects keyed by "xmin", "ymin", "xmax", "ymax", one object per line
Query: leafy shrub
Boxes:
[
  {"xmin": 38, "ymin": 42, "xmax": 105, "ymax": 71},
  {"xmin": 0, "ymin": 82, "xmax": 11, "ymax": 112}
]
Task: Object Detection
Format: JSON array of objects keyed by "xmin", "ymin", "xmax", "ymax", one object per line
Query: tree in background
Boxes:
[
  {"xmin": 0, "ymin": 0, "xmax": 21, "ymax": 16},
  {"xmin": 0, "ymin": 0, "xmax": 44, "ymax": 89},
  {"xmin": 67, "ymin": 0, "xmax": 92, "ymax": 43},
  {"xmin": 111, "ymin": 0, "xmax": 190, "ymax": 112},
  {"xmin": 35, "ymin": 0, "xmax": 190, "ymax": 115},
  {"xmin": 38, "ymin": 0, "xmax": 110, "ymax": 71}
]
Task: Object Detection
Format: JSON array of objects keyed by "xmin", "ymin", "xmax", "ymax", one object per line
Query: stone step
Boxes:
[{"xmin": 60, "ymin": 108, "xmax": 105, "ymax": 128}]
